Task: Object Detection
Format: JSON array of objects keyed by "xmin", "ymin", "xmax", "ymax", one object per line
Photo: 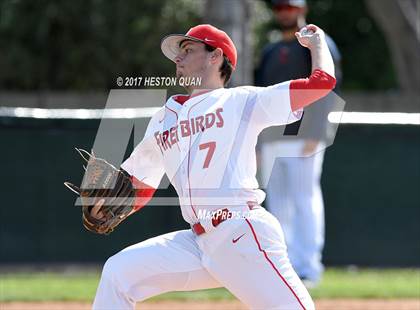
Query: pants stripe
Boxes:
[{"xmin": 245, "ymin": 219, "xmax": 306, "ymax": 310}]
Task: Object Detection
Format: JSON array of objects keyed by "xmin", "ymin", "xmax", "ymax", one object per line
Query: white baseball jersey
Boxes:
[
  {"xmin": 121, "ymin": 82, "xmax": 302, "ymax": 225},
  {"xmin": 93, "ymin": 81, "xmax": 325, "ymax": 310}
]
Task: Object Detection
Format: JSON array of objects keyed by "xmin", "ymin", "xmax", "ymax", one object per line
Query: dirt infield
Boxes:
[{"xmin": 1, "ymin": 299, "xmax": 420, "ymax": 310}]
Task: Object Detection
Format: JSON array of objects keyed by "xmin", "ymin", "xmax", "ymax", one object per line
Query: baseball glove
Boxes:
[{"xmin": 64, "ymin": 149, "xmax": 135, "ymax": 235}]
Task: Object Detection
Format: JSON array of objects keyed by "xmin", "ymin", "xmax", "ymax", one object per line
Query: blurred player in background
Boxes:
[{"xmin": 256, "ymin": 0, "xmax": 342, "ymax": 287}]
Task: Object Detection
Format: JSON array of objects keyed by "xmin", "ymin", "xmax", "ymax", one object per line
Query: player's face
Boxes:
[
  {"xmin": 274, "ymin": 5, "xmax": 305, "ymax": 30},
  {"xmin": 174, "ymin": 41, "xmax": 212, "ymax": 80}
]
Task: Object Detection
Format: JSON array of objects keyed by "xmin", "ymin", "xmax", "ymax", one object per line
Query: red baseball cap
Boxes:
[{"xmin": 161, "ymin": 24, "xmax": 237, "ymax": 69}]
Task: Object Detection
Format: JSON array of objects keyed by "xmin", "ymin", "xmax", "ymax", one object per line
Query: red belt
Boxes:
[{"xmin": 192, "ymin": 202, "xmax": 258, "ymax": 236}]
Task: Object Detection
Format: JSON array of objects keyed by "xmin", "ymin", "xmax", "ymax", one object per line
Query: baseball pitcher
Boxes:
[{"xmin": 65, "ymin": 23, "xmax": 336, "ymax": 309}]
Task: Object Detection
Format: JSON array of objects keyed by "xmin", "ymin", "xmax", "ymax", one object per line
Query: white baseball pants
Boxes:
[{"xmin": 93, "ymin": 207, "xmax": 314, "ymax": 309}]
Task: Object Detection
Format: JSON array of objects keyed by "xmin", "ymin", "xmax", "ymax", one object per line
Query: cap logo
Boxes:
[{"xmin": 203, "ymin": 38, "xmax": 216, "ymax": 43}]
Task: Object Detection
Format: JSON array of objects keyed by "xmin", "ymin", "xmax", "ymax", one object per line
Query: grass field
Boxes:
[{"xmin": 0, "ymin": 268, "xmax": 419, "ymax": 302}]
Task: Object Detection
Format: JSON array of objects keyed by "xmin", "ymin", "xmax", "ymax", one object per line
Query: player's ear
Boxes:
[{"xmin": 210, "ymin": 48, "xmax": 223, "ymax": 65}]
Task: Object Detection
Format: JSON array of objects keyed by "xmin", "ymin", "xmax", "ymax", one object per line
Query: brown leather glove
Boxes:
[{"xmin": 64, "ymin": 149, "xmax": 135, "ymax": 235}]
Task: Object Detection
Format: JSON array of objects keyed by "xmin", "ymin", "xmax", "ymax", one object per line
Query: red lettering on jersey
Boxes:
[
  {"xmin": 155, "ymin": 108, "xmax": 224, "ymax": 152},
  {"xmin": 195, "ymin": 115, "xmax": 205, "ymax": 132},
  {"xmin": 190, "ymin": 118, "xmax": 196, "ymax": 135},
  {"xmin": 170, "ymin": 126, "xmax": 178, "ymax": 144},
  {"xmin": 154, "ymin": 131, "xmax": 164, "ymax": 153},
  {"xmin": 215, "ymin": 108, "xmax": 224, "ymax": 128},
  {"xmin": 175, "ymin": 125, "xmax": 180, "ymax": 142},
  {"xmin": 180, "ymin": 120, "xmax": 191, "ymax": 137},
  {"xmin": 205, "ymin": 112, "xmax": 215, "ymax": 128},
  {"xmin": 162, "ymin": 130, "xmax": 172, "ymax": 149}
]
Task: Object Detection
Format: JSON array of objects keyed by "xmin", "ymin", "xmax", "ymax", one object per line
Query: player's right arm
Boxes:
[
  {"xmin": 289, "ymin": 24, "xmax": 336, "ymax": 112},
  {"xmin": 296, "ymin": 24, "xmax": 335, "ymax": 78},
  {"xmin": 244, "ymin": 25, "xmax": 336, "ymax": 131}
]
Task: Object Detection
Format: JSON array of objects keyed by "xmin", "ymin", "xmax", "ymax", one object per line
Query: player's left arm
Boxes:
[
  {"xmin": 120, "ymin": 125, "xmax": 165, "ymax": 215},
  {"xmin": 127, "ymin": 175, "xmax": 157, "ymax": 215},
  {"xmin": 289, "ymin": 24, "xmax": 337, "ymax": 112},
  {"xmin": 89, "ymin": 175, "xmax": 156, "ymax": 220},
  {"xmin": 90, "ymin": 114, "xmax": 165, "ymax": 222}
]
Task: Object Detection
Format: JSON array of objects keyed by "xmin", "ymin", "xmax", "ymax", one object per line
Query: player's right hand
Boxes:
[{"xmin": 295, "ymin": 24, "xmax": 325, "ymax": 49}]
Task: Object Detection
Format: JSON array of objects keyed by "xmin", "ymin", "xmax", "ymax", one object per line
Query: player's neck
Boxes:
[
  {"xmin": 185, "ymin": 79, "xmax": 224, "ymax": 95},
  {"xmin": 281, "ymin": 29, "xmax": 299, "ymax": 42}
]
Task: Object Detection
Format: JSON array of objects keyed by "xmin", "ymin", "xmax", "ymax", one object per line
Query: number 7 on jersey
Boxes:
[{"xmin": 199, "ymin": 141, "xmax": 216, "ymax": 169}]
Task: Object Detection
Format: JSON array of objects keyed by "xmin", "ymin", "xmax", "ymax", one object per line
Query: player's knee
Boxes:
[{"xmin": 101, "ymin": 254, "xmax": 123, "ymax": 281}]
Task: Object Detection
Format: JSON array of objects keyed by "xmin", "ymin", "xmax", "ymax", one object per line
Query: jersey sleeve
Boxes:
[
  {"xmin": 121, "ymin": 114, "xmax": 165, "ymax": 189},
  {"xmin": 245, "ymin": 69, "xmax": 336, "ymax": 130},
  {"xmin": 289, "ymin": 69, "xmax": 337, "ymax": 111},
  {"xmin": 244, "ymin": 81, "xmax": 303, "ymax": 129},
  {"xmin": 131, "ymin": 176, "xmax": 157, "ymax": 211}
]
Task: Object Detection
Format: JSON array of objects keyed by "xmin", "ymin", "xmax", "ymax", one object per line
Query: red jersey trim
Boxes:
[
  {"xmin": 173, "ymin": 94, "xmax": 190, "ymax": 105},
  {"xmin": 131, "ymin": 176, "xmax": 156, "ymax": 212},
  {"xmin": 290, "ymin": 69, "xmax": 336, "ymax": 112},
  {"xmin": 173, "ymin": 90, "xmax": 212, "ymax": 105}
]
